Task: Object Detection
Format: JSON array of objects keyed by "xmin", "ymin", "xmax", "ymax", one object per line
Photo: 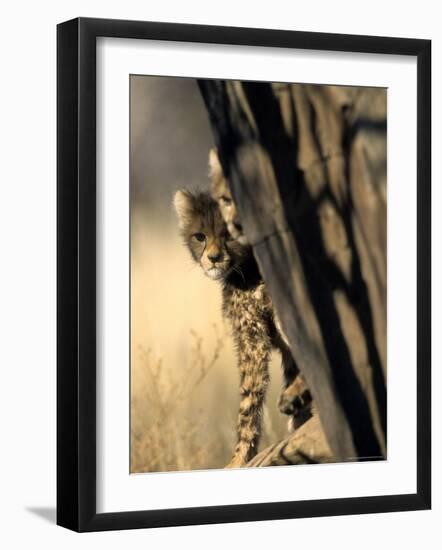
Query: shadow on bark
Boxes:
[{"xmin": 198, "ymin": 79, "xmax": 387, "ymax": 461}]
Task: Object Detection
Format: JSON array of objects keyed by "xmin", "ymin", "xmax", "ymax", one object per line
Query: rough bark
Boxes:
[
  {"xmin": 247, "ymin": 414, "xmax": 333, "ymax": 467},
  {"xmin": 199, "ymin": 80, "xmax": 387, "ymax": 462}
]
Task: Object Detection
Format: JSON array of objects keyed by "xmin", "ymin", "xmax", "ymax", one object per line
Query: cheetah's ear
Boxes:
[
  {"xmin": 173, "ymin": 189, "xmax": 194, "ymax": 229},
  {"xmin": 208, "ymin": 147, "xmax": 223, "ymax": 181}
]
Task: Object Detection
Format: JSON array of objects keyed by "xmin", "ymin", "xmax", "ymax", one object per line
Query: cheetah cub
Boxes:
[
  {"xmin": 208, "ymin": 148, "xmax": 313, "ymax": 423},
  {"xmin": 174, "ymin": 189, "xmax": 311, "ymax": 468}
]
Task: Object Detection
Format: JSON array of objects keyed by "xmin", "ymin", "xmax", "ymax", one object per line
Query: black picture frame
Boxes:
[{"xmin": 57, "ymin": 17, "xmax": 431, "ymax": 532}]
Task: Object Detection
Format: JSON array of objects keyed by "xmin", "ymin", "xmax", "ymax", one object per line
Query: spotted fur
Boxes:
[{"xmin": 174, "ymin": 189, "xmax": 311, "ymax": 467}]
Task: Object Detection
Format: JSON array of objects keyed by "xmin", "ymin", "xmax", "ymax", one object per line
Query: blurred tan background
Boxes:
[{"xmin": 130, "ymin": 76, "xmax": 287, "ymax": 473}]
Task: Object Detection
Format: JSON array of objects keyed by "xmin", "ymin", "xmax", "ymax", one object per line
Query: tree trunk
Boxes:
[
  {"xmin": 199, "ymin": 80, "xmax": 387, "ymax": 462},
  {"xmin": 247, "ymin": 414, "xmax": 333, "ymax": 467}
]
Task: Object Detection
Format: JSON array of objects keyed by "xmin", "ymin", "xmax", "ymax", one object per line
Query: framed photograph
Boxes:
[{"xmin": 57, "ymin": 17, "xmax": 431, "ymax": 532}]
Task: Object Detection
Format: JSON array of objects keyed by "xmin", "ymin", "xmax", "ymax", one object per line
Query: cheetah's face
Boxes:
[
  {"xmin": 212, "ymin": 183, "xmax": 248, "ymax": 246},
  {"xmin": 209, "ymin": 148, "xmax": 248, "ymax": 246},
  {"xmin": 174, "ymin": 189, "xmax": 249, "ymax": 281}
]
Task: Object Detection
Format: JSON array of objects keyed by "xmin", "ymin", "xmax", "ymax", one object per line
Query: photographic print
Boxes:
[
  {"xmin": 57, "ymin": 18, "xmax": 431, "ymax": 531},
  {"xmin": 130, "ymin": 76, "xmax": 387, "ymax": 474}
]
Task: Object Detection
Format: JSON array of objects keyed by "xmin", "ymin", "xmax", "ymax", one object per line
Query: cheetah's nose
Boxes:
[{"xmin": 208, "ymin": 252, "xmax": 223, "ymax": 263}]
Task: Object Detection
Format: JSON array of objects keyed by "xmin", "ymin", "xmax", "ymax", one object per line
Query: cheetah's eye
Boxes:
[
  {"xmin": 193, "ymin": 233, "xmax": 206, "ymax": 242},
  {"xmin": 221, "ymin": 196, "xmax": 232, "ymax": 205}
]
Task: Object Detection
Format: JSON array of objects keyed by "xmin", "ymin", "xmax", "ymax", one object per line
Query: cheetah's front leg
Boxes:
[
  {"xmin": 226, "ymin": 331, "xmax": 271, "ymax": 468},
  {"xmin": 278, "ymin": 344, "xmax": 312, "ymax": 430}
]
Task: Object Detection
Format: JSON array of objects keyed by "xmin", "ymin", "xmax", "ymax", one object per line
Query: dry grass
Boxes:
[
  {"xmin": 131, "ymin": 327, "xmax": 230, "ymax": 472},
  {"xmin": 130, "ymin": 210, "xmax": 288, "ymax": 473}
]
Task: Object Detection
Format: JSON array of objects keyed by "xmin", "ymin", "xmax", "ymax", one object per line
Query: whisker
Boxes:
[{"xmin": 232, "ymin": 265, "xmax": 246, "ymax": 285}]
